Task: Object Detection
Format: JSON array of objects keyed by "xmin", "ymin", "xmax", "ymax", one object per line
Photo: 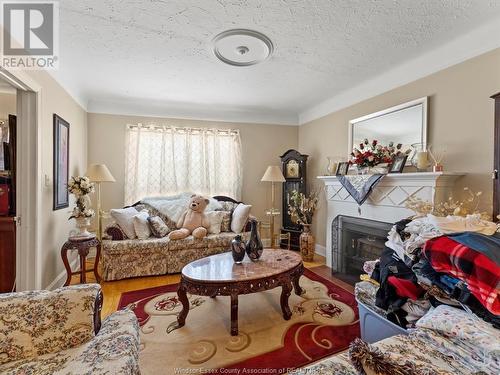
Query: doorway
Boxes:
[
  {"xmin": 0, "ymin": 68, "xmax": 41, "ymax": 291},
  {"xmin": 0, "ymin": 79, "xmax": 16, "ymax": 292}
]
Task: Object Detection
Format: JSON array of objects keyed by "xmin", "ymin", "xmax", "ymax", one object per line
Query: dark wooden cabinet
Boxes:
[
  {"xmin": 280, "ymin": 149, "xmax": 308, "ymax": 250},
  {"xmin": 492, "ymin": 92, "xmax": 500, "ymax": 221},
  {"xmin": 0, "ymin": 114, "xmax": 16, "ymax": 292},
  {"xmin": 0, "ymin": 216, "xmax": 15, "ymax": 292}
]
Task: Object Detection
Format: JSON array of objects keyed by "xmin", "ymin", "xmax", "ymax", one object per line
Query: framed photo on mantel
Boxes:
[{"xmin": 53, "ymin": 114, "xmax": 69, "ymax": 210}]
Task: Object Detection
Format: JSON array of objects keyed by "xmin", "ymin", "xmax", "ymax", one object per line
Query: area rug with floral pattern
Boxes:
[{"xmin": 118, "ymin": 268, "xmax": 360, "ymax": 374}]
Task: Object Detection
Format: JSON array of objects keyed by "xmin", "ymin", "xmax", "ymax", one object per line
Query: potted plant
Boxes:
[
  {"xmin": 288, "ymin": 190, "xmax": 319, "ymax": 261},
  {"xmin": 68, "ymin": 176, "xmax": 95, "ymax": 237}
]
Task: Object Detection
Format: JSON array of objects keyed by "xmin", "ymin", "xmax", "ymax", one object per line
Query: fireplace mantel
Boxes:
[{"xmin": 317, "ymin": 172, "xmax": 465, "ymax": 267}]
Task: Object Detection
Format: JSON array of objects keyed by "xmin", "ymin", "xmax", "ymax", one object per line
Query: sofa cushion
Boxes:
[
  {"xmin": 167, "ymin": 232, "xmax": 238, "ymax": 252},
  {"xmin": 0, "ymin": 309, "xmax": 140, "ymax": 375},
  {"xmin": 0, "ymin": 284, "xmax": 99, "ymax": 365},
  {"xmin": 110, "ymin": 207, "xmax": 139, "ymax": 239},
  {"xmin": 102, "ymin": 237, "xmax": 170, "ymax": 256}
]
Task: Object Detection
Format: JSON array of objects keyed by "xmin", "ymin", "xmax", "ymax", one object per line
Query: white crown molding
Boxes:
[
  {"xmin": 88, "ymin": 98, "xmax": 299, "ymax": 126},
  {"xmin": 299, "ymin": 18, "xmax": 500, "ymax": 125}
]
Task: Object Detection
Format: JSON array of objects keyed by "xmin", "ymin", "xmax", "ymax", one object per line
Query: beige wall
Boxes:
[
  {"xmin": 87, "ymin": 113, "xmax": 298, "ymax": 224},
  {"xmin": 299, "ymin": 48, "xmax": 500, "ymax": 247},
  {"xmin": 24, "ymin": 70, "xmax": 88, "ymax": 288},
  {"xmin": 0, "ymin": 92, "xmax": 16, "ymax": 118}
]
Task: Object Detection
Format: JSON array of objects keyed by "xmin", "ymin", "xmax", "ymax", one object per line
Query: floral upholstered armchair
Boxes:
[{"xmin": 0, "ymin": 284, "xmax": 140, "ymax": 374}]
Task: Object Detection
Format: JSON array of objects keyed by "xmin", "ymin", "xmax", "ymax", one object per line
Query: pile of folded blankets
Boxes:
[{"xmin": 356, "ymin": 213, "xmax": 500, "ymax": 330}]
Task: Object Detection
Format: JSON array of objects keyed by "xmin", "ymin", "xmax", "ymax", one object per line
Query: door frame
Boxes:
[
  {"xmin": 0, "ymin": 68, "xmax": 42, "ymax": 290},
  {"xmin": 492, "ymin": 92, "xmax": 500, "ymax": 222}
]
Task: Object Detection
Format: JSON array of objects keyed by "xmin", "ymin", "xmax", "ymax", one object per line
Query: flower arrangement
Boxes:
[
  {"xmin": 68, "ymin": 176, "xmax": 95, "ymax": 196},
  {"xmin": 288, "ymin": 190, "xmax": 319, "ymax": 225},
  {"xmin": 405, "ymin": 187, "xmax": 491, "ymax": 220},
  {"xmin": 350, "ymin": 139, "xmax": 411, "ymax": 167},
  {"xmin": 68, "ymin": 176, "xmax": 95, "ymax": 220}
]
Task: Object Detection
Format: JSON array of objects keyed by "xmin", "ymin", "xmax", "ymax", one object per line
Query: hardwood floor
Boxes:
[{"xmin": 71, "ymin": 254, "xmax": 347, "ymax": 318}]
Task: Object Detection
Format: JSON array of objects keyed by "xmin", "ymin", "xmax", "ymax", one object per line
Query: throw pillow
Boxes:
[
  {"xmin": 217, "ymin": 201, "xmax": 239, "ymax": 211},
  {"xmin": 148, "ymin": 216, "xmax": 170, "ymax": 238},
  {"xmin": 416, "ymin": 304, "xmax": 499, "ymax": 368},
  {"xmin": 231, "ymin": 203, "xmax": 252, "ymax": 233},
  {"xmin": 206, "ymin": 198, "xmax": 223, "ymax": 212},
  {"xmin": 220, "ymin": 211, "xmax": 232, "ymax": 232},
  {"xmin": 110, "ymin": 207, "xmax": 139, "ymax": 239},
  {"xmin": 133, "ymin": 210, "xmax": 151, "ymax": 240},
  {"xmin": 104, "ymin": 224, "xmax": 127, "ymax": 241},
  {"xmin": 205, "ymin": 211, "xmax": 224, "ymax": 234},
  {"xmin": 348, "ymin": 338, "xmax": 440, "ymax": 375}
]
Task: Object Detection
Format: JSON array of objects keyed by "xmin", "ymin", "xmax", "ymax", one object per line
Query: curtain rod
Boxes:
[{"xmin": 126, "ymin": 123, "xmax": 239, "ymax": 135}]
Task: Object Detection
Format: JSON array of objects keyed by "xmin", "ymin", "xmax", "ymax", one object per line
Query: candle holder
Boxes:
[{"xmin": 410, "ymin": 143, "xmax": 431, "ymax": 172}]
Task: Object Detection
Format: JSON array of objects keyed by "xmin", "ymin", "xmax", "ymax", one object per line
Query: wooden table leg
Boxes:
[
  {"xmin": 94, "ymin": 243, "xmax": 101, "ymax": 283},
  {"xmin": 79, "ymin": 252, "xmax": 86, "ymax": 284},
  {"xmin": 61, "ymin": 246, "xmax": 72, "ymax": 287},
  {"xmin": 280, "ymin": 281, "xmax": 292, "ymax": 320},
  {"xmin": 292, "ymin": 273, "xmax": 304, "ymax": 296},
  {"xmin": 176, "ymin": 283, "xmax": 190, "ymax": 328},
  {"xmin": 230, "ymin": 293, "xmax": 238, "ymax": 336}
]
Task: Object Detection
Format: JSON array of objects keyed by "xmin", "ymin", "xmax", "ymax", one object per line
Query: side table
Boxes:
[{"xmin": 61, "ymin": 235, "xmax": 101, "ymax": 286}]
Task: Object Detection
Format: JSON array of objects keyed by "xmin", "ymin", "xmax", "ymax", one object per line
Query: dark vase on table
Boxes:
[
  {"xmin": 231, "ymin": 235, "xmax": 246, "ymax": 264},
  {"xmin": 245, "ymin": 219, "xmax": 263, "ymax": 261}
]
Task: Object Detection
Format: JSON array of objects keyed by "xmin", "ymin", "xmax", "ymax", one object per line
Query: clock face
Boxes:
[{"xmin": 286, "ymin": 160, "xmax": 300, "ymax": 178}]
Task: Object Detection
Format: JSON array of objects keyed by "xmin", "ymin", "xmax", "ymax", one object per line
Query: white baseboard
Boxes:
[
  {"xmin": 315, "ymin": 244, "xmax": 326, "ymax": 257},
  {"xmin": 46, "ymin": 258, "xmax": 79, "ymax": 290}
]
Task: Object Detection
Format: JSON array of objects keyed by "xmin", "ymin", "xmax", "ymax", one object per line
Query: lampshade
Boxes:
[
  {"xmin": 261, "ymin": 166, "xmax": 285, "ymax": 182},
  {"xmin": 86, "ymin": 164, "xmax": 116, "ymax": 182}
]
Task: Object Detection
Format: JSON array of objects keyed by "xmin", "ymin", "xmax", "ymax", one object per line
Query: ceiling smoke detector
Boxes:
[{"xmin": 212, "ymin": 29, "xmax": 273, "ymax": 66}]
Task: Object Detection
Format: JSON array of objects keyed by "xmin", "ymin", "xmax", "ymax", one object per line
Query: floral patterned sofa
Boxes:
[
  {"xmin": 292, "ymin": 304, "xmax": 499, "ymax": 375},
  {"xmin": 0, "ymin": 284, "xmax": 140, "ymax": 375},
  {"xmin": 101, "ymin": 196, "xmax": 251, "ymax": 281}
]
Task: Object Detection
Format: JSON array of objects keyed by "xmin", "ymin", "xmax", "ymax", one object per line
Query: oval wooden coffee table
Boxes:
[{"xmin": 175, "ymin": 249, "xmax": 304, "ymax": 336}]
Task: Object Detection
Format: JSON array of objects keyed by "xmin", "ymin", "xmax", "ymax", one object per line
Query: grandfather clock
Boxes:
[{"xmin": 280, "ymin": 149, "xmax": 308, "ymax": 250}]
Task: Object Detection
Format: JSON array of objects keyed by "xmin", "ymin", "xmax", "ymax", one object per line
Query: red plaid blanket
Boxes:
[{"xmin": 424, "ymin": 236, "xmax": 500, "ymax": 315}]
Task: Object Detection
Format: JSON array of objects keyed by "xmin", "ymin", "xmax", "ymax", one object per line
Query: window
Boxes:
[{"xmin": 124, "ymin": 124, "xmax": 243, "ymax": 205}]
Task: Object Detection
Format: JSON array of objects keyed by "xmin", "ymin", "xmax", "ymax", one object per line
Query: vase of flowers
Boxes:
[
  {"xmin": 351, "ymin": 139, "xmax": 410, "ymax": 174},
  {"xmin": 288, "ymin": 190, "xmax": 319, "ymax": 262},
  {"xmin": 68, "ymin": 176, "xmax": 95, "ymax": 237}
]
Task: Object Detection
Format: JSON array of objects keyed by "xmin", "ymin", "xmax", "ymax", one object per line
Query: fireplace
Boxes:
[{"xmin": 331, "ymin": 215, "xmax": 392, "ymax": 285}]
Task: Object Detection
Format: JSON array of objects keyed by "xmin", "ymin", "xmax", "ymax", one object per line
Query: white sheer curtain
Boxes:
[{"xmin": 124, "ymin": 124, "xmax": 243, "ymax": 204}]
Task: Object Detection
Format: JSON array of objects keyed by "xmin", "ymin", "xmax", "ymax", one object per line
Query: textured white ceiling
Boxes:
[{"xmin": 53, "ymin": 0, "xmax": 500, "ymax": 124}]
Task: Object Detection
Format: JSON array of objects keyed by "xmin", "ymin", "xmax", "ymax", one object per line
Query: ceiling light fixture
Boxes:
[{"xmin": 212, "ymin": 29, "xmax": 273, "ymax": 67}]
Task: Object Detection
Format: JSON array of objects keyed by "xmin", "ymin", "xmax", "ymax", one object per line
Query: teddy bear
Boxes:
[{"xmin": 169, "ymin": 194, "xmax": 210, "ymax": 240}]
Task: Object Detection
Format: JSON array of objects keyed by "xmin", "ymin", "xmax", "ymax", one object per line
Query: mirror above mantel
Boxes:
[{"xmin": 348, "ymin": 97, "xmax": 428, "ymax": 162}]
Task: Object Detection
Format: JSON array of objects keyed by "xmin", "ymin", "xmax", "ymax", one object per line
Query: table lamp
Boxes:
[
  {"xmin": 86, "ymin": 164, "xmax": 115, "ymax": 241},
  {"xmin": 261, "ymin": 166, "xmax": 285, "ymax": 247}
]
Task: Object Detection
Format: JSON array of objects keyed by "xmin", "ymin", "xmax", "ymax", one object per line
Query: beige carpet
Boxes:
[{"xmin": 119, "ymin": 272, "xmax": 359, "ymax": 374}]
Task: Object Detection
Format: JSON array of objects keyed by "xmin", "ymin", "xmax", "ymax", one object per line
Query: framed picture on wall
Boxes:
[{"xmin": 53, "ymin": 114, "xmax": 69, "ymax": 210}]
